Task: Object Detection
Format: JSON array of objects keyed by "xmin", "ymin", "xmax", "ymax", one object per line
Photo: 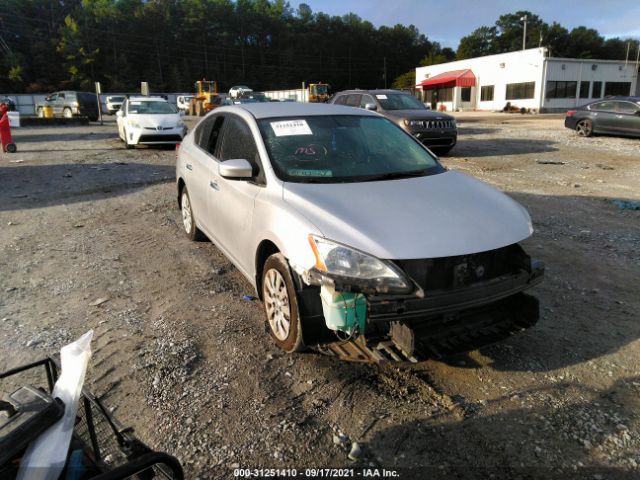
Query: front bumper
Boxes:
[
  {"xmin": 127, "ymin": 126, "xmax": 186, "ymax": 145},
  {"xmin": 411, "ymin": 129, "xmax": 457, "ymax": 148}
]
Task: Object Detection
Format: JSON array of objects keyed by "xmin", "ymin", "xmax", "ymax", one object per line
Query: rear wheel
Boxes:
[
  {"xmin": 262, "ymin": 253, "xmax": 305, "ymax": 353},
  {"xmin": 575, "ymin": 119, "xmax": 593, "ymax": 137},
  {"xmin": 6, "ymin": 143, "xmax": 17, "ymax": 153},
  {"xmin": 63, "ymin": 107, "xmax": 72, "ymax": 118}
]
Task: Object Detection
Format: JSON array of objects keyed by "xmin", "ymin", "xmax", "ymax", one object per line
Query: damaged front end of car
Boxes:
[{"xmin": 293, "ymin": 237, "xmax": 544, "ymax": 363}]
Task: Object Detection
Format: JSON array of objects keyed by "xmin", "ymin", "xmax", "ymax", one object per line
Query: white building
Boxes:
[{"xmin": 415, "ymin": 48, "xmax": 639, "ymax": 112}]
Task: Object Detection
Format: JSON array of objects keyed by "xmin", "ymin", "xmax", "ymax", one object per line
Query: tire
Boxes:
[
  {"xmin": 6, "ymin": 143, "xmax": 17, "ymax": 153},
  {"xmin": 196, "ymin": 101, "xmax": 204, "ymax": 117},
  {"xmin": 180, "ymin": 187, "xmax": 205, "ymax": 241},
  {"xmin": 262, "ymin": 253, "xmax": 305, "ymax": 353},
  {"xmin": 37, "ymin": 107, "xmax": 44, "ymax": 118},
  {"xmin": 63, "ymin": 107, "xmax": 72, "ymax": 118},
  {"xmin": 575, "ymin": 119, "xmax": 593, "ymax": 137}
]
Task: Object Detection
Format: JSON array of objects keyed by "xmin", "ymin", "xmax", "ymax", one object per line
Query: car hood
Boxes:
[
  {"xmin": 129, "ymin": 114, "xmax": 180, "ymax": 128},
  {"xmin": 383, "ymin": 109, "xmax": 454, "ymax": 121},
  {"xmin": 282, "ymin": 170, "xmax": 532, "ymax": 260}
]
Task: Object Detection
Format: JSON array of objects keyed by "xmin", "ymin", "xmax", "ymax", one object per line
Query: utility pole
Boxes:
[
  {"xmin": 520, "ymin": 15, "xmax": 528, "ymax": 50},
  {"xmin": 383, "ymin": 56, "xmax": 387, "ymax": 88}
]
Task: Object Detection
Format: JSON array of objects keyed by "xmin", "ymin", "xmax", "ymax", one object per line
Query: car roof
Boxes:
[
  {"xmin": 590, "ymin": 96, "xmax": 640, "ymax": 103},
  {"xmin": 334, "ymin": 89, "xmax": 409, "ymax": 96},
  {"xmin": 128, "ymin": 96, "xmax": 168, "ymax": 102},
  {"xmin": 227, "ymin": 102, "xmax": 380, "ymax": 119}
]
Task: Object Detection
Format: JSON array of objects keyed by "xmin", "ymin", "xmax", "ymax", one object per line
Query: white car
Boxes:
[
  {"xmin": 116, "ymin": 97, "xmax": 186, "ymax": 148},
  {"xmin": 105, "ymin": 95, "xmax": 125, "ymax": 115},
  {"xmin": 177, "ymin": 95, "xmax": 194, "ymax": 113},
  {"xmin": 228, "ymin": 85, "xmax": 253, "ymax": 99}
]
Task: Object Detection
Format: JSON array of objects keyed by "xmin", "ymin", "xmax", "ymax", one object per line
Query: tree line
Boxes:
[{"xmin": 0, "ymin": 2, "xmax": 636, "ymax": 95}]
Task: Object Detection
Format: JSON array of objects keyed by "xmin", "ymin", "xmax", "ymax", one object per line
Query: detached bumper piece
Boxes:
[{"xmin": 320, "ymin": 293, "xmax": 539, "ymax": 363}]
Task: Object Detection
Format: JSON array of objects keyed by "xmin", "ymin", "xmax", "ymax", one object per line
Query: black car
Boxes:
[
  {"xmin": 330, "ymin": 89, "xmax": 457, "ymax": 153},
  {"xmin": 35, "ymin": 91, "xmax": 99, "ymax": 121},
  {"xmin": 564, "ymin": 96, "xmax": 640, "ymax": 138}
]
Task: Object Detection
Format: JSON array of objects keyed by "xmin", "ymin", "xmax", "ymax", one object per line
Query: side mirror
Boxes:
[
  {"xmin": 219, "ymin": 159, "xmax": 253, "ymax": 179},
  {"xmin": 364, "ymin": 103, "xmax": 377, "ymax": 111}
]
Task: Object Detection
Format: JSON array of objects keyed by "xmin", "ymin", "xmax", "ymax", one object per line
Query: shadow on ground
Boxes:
[
  {"xmin": 453, "ymin": 138, "xmax": 559, "ymax": 157},
  {"xmin": 366, "ymin": 377, "xmax": 639, "ymax": 479},
  {"xmin": 0, "ymin": 162, "xmax": 174, "ymax": 211}
]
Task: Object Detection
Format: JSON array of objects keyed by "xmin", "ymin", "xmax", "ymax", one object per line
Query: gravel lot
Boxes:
[{"xmin": 1, "ymin": 113, "xmax": 638, "ymax": 479}]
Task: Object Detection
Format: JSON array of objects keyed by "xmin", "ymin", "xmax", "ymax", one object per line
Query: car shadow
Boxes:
[
  {"xmin": 456, "ymin": 126, "xmax": 500, "ymax": 135},
  {"xmin": 0, "ymin": 162, "xmax": 174, "ymax": 211},
  {"xmin": 11, "ymin": 131, "xmax": 117, "ymax": 142},
  {"xmin": 365, "ymin": 377, "xmax": 639, "ymax": 479},
  {"xmin": 453, "ymin": 138, "xmax": 559, "ymax": 157}
]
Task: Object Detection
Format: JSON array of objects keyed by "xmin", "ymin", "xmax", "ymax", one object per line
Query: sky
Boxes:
[{"xmin": 292, "ymin": 0, "xmax": 640, "ymax": 49}]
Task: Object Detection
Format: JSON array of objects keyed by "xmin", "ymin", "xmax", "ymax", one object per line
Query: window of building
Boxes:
[
  {"xmin": 506, "ymin": 82, "xmax": 535, "ymax": 100},
  {"xmin": 591, "ymin": 81, "xmax": 602, "ymax": 98},
  {"xmin": 546, "ymin": 81, "xmax": 578, "ymax": 99},
  {"xmin": 579, "ymin": 81, "xmax": 590, "ymax": 99},
  {"xmin": 424, "ymin": 88, "xmax": 453, "ymax": 103},
  {"xmin": 480, "ymin": 85, "xmax": 494, "ymax": 102},
  {"xmin": 460, "ymin": 87, "xmax": 471, "ymax": 102},
  {"xmin": 604, "ymin": 82, "xmax": 631, "ymax": 96}
]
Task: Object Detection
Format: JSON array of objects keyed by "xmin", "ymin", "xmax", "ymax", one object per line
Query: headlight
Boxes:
[
  {"xmin": 308, "ymin": 235, "xmax": 412, "ymax": 294},
  {"xmin": 128, "ymin": 120, "xmax": 141, "ymax": 128},
  {"xmin": 403, "ymin": 119, "xmax": 424, "ymax": 127}
]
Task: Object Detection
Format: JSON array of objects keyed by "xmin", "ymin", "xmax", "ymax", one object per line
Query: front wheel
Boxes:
[
  {"xmin": 575, "ymin": 119, "xmax": 593, "ymax": 137},
  {"xmin": 262, "ymin": 253, "xmax": 305, "ymax": 353}
]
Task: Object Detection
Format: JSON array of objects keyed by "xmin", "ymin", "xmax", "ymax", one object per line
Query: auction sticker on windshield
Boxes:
[
  {"xmin": 271, "ymin": 120, "xmax": 312, "ymax": 137},
  {"xmin": 376, "ymin": 94, "xmax": 388, "ymax": 99},
  {"xmin": 288, "ymin": 169, "xmax": 332, "ymax": 177}
]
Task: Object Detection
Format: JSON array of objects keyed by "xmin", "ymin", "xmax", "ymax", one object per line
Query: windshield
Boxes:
[
  {"xmin": 377, "ymin": 93, "xmax": 426, "ymax": 111},
  {"xmin": 313, "ymin": 85, "xmax": 328, "ymax": 94},
  {"xmin": 258, "ymin": 115, "xmax": 442, "ymax": 183},
  {"xmin": 109, "ymin": 96, "xmax": 125, "ymax": 102},
  {"xmin": 128, "ymin": 101, "xmax": 176, "ymax": 114}
]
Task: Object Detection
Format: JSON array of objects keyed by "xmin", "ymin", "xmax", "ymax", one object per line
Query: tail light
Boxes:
[{"xmin": 566, "ymin": 109, "xmax": 576, "ymax": 117}]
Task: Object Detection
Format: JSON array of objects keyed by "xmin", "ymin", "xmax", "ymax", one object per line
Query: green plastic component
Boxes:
[{"xmin": 320, "ymin": 286, "xmax": 366, "ymax": 335}]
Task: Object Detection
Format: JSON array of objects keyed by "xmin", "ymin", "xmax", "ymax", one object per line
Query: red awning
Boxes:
[{"xmin": 417, "ymin": 69, "xmax": 476, "ymax": 89}]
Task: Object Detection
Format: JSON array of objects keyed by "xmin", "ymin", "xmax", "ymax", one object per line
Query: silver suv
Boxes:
[{"xmin": 176, "ymin": 102, "xmax": 543, "ymax": 361}]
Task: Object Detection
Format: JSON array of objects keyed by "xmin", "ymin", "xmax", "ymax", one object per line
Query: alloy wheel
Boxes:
[{"xmin": 263, "ymin": 268, "xmax": 291, "ymax": 341}]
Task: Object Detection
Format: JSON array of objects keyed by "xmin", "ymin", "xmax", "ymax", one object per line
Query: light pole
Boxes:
[{"xmin": 521, "ymin": 15, "xmax": 528, "ymax": 50}]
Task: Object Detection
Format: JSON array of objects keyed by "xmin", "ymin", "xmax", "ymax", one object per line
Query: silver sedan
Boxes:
[{"xmin": 176, "ymin": 103, "xmax": 544, "ymax": 361}]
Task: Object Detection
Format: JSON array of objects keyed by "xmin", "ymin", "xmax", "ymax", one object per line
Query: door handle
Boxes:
[
  {"xmin": 186, "ymin": 164, "xmax": 193, "ymax": 171},
  {"xmin": 209, "ymin": 180, "xmax": 219, "ymax": 191}
]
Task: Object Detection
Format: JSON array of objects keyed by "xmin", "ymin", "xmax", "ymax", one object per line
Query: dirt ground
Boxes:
[{"xmin": 1, "ymin": 113, "xmax": 638, "ymax": 479}]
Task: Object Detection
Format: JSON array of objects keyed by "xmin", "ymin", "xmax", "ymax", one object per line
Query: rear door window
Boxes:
[{"xmin": 589, "ymin": 101, "xmax": 615, "ymax": 112}]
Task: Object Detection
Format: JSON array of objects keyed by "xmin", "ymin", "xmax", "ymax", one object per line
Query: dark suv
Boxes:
[
  {"xmin": 35, "ymin": 91, "xmax": 99, "ymax": 121},
  {"xmin": 330, "ymin": 89, "xmax": 457, "ymax": 153}
]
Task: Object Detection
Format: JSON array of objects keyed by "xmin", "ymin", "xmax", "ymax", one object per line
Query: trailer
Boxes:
[{"xmin": 263, "ymin": 83, "xmax": 330, "ymax": 103}]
